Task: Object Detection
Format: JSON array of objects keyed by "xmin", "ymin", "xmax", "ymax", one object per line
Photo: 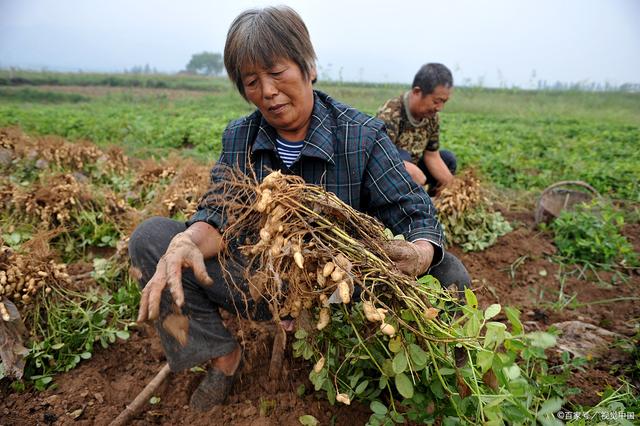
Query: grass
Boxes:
[{"xmin": 0, "ymin": 70, "xmax": 638, "ymax": 200}]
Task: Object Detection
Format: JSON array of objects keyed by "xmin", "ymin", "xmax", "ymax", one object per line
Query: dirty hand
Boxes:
[
  {"xmin": 137, "ymin": 232, "xmax": 213, "ymax": 322},
  {"xmin": 433, "ymin": 177, "xmax": 456, "ymax": 197},
  {"xmin": 384, "ymin": 240, "xmax": 434, "ymax": 277}
]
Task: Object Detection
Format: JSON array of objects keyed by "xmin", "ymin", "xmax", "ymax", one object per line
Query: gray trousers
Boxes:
[{"xmin": 128, "ymin": 217, "xmax": 471, "ymax": 372}]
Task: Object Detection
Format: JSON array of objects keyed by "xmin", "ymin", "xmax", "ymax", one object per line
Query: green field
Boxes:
[
  {"xmin": 1, "ymin": 71, "xmax": 638, "ymax": 200},
  {"xmin": 1, "ymin": 71, "xmax": 639, "ymax": 423}
]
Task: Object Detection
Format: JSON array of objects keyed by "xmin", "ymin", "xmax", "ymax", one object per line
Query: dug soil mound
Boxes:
[
  {"xmin": 1, "ymin": 127, "xmax": 638, "ymax": 425},
  {"xmin": 1, "ymin": 212, "xmax": 638, "ymax": 425}
]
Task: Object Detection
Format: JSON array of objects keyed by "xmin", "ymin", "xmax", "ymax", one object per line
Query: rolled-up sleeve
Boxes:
[
  {"xmin": 363, "ymin": 129, "xmax": 444, "ymax": 265},
  {"xmin": 186, "ymin": 121, "xmax": 249, "ymax": 232},
  {"xmin": 185, "ymin": 157, "xmax": 230, "ymax": 231}
]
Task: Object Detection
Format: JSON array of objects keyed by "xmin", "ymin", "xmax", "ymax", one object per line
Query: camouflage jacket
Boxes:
[{"xmin": 376, "ymin": 94, "xmax": 440, "ymax": 163}]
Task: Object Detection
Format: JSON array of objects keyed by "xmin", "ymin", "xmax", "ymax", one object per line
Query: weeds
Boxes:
[
  {"xmin": 550, "ymin": 200, "xmax": 638, "ymax": 271},
  {"xmin": 26, "ymin": 267, "xmax": 138, "ymax": 390},
  {"xmin": 500, "ymin": 255, "xmax": 528, "ymax": 286}
]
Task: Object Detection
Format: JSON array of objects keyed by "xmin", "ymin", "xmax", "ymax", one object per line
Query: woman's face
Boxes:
[{"xmin": 241, "ymin": 58, "xmax": 316, "ymax": 141}]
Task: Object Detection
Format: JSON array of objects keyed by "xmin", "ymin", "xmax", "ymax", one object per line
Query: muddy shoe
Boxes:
[{"xmin": 189, "ymin": 364, "xmax": 241, "ymax": 411}]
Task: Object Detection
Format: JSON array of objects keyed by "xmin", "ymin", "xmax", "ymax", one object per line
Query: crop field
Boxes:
[{"xmin": 0, "ymin": 71, "xmax": 639, "ymax": 425}]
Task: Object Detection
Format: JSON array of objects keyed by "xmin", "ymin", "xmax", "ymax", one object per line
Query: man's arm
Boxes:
[{"xmin": 423, "ymin": 150, "xmax": 454, "ymax": 186}]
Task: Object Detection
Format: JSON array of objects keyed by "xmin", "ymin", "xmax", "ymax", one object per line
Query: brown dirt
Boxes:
[
  {"xmin": 0, "ymin": 319, "xmax": 371, "ymax": 426},
  {"xmin": 1, "ymin": 211, "xmax": 638, "ymax": 425}
]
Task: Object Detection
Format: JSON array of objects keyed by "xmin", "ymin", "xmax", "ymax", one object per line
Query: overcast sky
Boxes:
[{"xmin": 1, "ymin": 0, "xmax": 638, "ymax": 88}]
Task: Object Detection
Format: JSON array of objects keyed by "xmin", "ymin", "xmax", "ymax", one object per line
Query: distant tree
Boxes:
[{"xmin": 186, "ymin": 52, "xmax": 223, "ymax": 76}]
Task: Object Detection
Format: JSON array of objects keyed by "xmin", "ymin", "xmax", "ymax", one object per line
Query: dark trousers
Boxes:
[
  {"xmin": 128, "ymin": 217, "xmax": 471, "ymax": 372},
  {"xmin": 398, "ymin": 149, "xmax": 457, "ymax": 193}
]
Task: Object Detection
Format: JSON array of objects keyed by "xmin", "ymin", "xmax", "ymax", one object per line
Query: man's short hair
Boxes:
[
  {"xmin": 224, "ymin": 6, "xmax": 317, "ymax": 99},
  {"xmin": 412, "ymin": 63, "xmax": 453, "ymax": 95}
]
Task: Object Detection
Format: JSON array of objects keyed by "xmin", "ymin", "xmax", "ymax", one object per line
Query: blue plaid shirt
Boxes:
[{"xmin": 189, "ymin": 90, "xmax": 444, "ymax": 264}]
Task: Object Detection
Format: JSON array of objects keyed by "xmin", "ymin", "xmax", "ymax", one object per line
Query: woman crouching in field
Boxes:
[{"xmin": 128, "ymin": 6, "xmax": 470, "ymax": 411}]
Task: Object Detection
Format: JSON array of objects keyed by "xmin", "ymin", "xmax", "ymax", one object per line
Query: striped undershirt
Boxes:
[{"xmin": 275, "ymin": 138, "xmax": 304, "ymax": 168}]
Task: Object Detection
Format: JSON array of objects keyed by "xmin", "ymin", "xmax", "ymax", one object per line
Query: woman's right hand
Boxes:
[{"xmin": 137, "ymin": 232, "xmax": 214, "ymax": 322}]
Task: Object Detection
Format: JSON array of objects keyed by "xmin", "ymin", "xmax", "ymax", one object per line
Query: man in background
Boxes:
[{"xmin": 377, "ymin": 63, "xmax": 456, "ymax": 195}]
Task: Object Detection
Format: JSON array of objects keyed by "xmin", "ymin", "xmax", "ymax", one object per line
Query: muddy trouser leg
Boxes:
[
  {"xmin": 427, "ymin": 251, "xmax": 470, "ymax": 295},
  {"xmin": 427, "ymin": 251, "xmax": 470, "ymax": 366},
  {"xmin": 128, "ymin": 216, "xmax": 271, "ymax": 372}
]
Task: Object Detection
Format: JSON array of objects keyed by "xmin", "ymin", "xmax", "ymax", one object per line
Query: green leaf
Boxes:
[
  {"xmin": 309, "ymin": 369, "xmax": 327, "ymax": 391},
  {"xmin": 388, "ymin": 337, "xmax": 402, "ymax": 353},
  {"xmin": 115, "ymin": 330, "xmax": 130, "ymax": 340},
  {"xmin": 484, "ymin": 322, "xmax": 507, "ymax": 349},
  {"xmin": 408, "ymin": 344, "xmax": 428, "ymax": 366},
  {"xmin": 370, "ymin": 401, "xmax": 388, "ymax": 415},
  {"xmin": 350, "ymin": 370, "xmax": 364, "ymax": 388},
  {"xmin": 355, "ymin": 380, "xmax": 369, "ymax": 394},
  {"xmin": 430, "ymin": 379, "xmax": 445, "ymax": 399},
  {"xmin": 484, "ymin": 304, "xmax": 501, "ymax": 320},
  {"xmin": 400, "ymin": 309, "xmax": 416, "ymax": 322},
  {"xmin": 526, "ymin": 331, "xmax": 557, "ymax": 349},
  {"xmin": 503, "ymin": 364, "xmax": 521, "ymax": 380},
  {"xmin": 390, "ymin": 412, "xmax": 405, "ymax": 423},
  {"xmin": 298, "ymin": 415, "xmax": 319, "ymax": 426},
  {"xmin": 295, "ymin": 329, "xmax": 308, "ymax": 339},
  {"xmin": 464, "ymin": 314, "xmax": 481, "ymax": 337},
  {"xmin": 443, "ymin": 416, "xmax": 461, "ymax": 426},
  {"xmin": 504, "ymin": 307, "xmax": 523, "ymax": 334},
  {"xmin": 382, "ymin": 359, "xmax": 395, "ymax": 377},
  {"xmin": 51, "ymin": 343, "xmax": 65, "ymax": 350},
  {"xmin": 149, "ymin": 396, "xmax": 161, "ymax": 405},
  {"xmin": 392, "ymin": 350, "xmax": 408, "ymax": 374},
  {"xmin": 296, "ymin": 384, "xmax": 306, "ymax": 397},
  {"xmin": 378, "ymin": 376, "xmax": 388, "ymax": 389},
  {"xmin": 464, "ymin": 288, "xmax": 478, "ymax": 308},
  {"xmin": 476, "ymin": 351, "xmax": 494, "ymax": 373},
  {"xmin": 80, "ymin": 352, "xmax": 92, "ymax": 360},
  {"xmin": 536, "ymin": 397, "xmax": 564, "ymax": 416},
  {"xmin": 394, "ymin": 373, "xmax": 414, "ymax": 399}
]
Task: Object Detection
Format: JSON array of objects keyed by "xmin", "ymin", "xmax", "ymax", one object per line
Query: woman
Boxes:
[{"xmin": 129, "ymin": 6, "xmax": 470, "ymax": 411}]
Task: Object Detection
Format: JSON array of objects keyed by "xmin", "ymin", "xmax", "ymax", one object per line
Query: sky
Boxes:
[{"xmin": 0, "ymin": 0, "xmax": 638, "ymax": 88}]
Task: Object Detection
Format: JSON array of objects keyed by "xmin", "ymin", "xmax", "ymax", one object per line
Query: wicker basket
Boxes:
[{"xmin": 534, "ymin": 180, "xmax": 600, "ymax": 225}]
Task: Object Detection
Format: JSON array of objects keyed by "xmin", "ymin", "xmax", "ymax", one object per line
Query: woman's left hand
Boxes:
[{"xmin": 384, "ymin": 240, "xmax": 434, "ymax": 277}]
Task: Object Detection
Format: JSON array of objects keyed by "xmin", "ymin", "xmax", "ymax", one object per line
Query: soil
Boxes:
[{"xmin": 1, "ymin": 212, "xmax": 639, "ymax": 426}]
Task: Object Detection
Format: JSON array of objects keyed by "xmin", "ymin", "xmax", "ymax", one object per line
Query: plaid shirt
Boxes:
[{"xmin": 188, "ymin": 90, "xmax": 444, "ymax": 263}]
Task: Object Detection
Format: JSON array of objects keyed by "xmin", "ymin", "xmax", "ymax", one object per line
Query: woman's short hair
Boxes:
[{"xmin": 224, "ymin": 6, "xmax": 317, "ymax": 99}]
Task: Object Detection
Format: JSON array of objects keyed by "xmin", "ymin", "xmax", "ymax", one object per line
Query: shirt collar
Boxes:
[{"xmin": 251, "ymin": 91, "xmax": 335, "ymax": 165}]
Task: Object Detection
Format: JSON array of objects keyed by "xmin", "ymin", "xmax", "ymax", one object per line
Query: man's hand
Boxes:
[
  {"xmin": 432, "ymin": 178, "xmax": 454, "ymax": 197},
  {"xmin": 384, "ymin": 240, "xmax": 434, "ymax": 277},
  {"xmin": 137, "ymin": 232, "xmax": 213, "ymax": 322},
  {"xmin": 423, "ymin": 151, "xmax": 453, "ymax": 187}
]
